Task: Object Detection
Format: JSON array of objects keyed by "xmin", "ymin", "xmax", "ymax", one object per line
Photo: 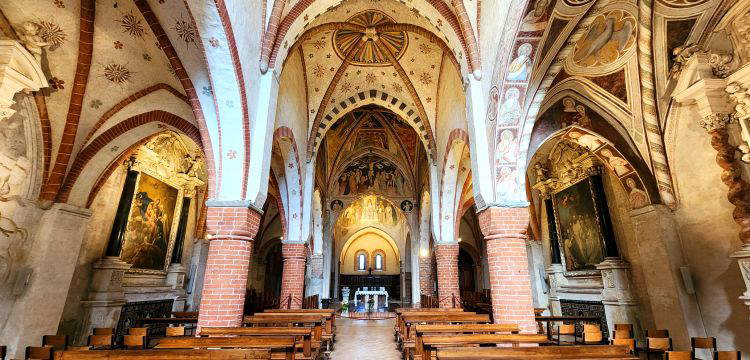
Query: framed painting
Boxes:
[
  {"xmin": 552, "ymin": 177, "xmax": 607, "ymax": 276},
  {"xmin": 120, "ymin": 173, "xmax": 179, "ymax": 272}
]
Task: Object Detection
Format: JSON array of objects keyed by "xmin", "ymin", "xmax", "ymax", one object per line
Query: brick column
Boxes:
[
  {"xmin": 197, "ymin": 206, "xmax": 261, "ymax": 329},
  {"xmin": 280, "ymin": 243, "xmax": 307, "ymax": 309},
  {"xmin": 419, "ymin": 256, "xmax": 434, "ymax": 297},
  {"xmin": 435, "ymin": 244, "xmax": 461, "ymax": 308},
  {"xmin": 477, "ymin": 207, "xmax": 536, "ymax": 333}
]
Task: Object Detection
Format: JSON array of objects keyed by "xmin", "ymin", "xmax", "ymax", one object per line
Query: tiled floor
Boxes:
[{"xmin": 330, "ymin": 317, "xmax": 401, "ymax": 360}]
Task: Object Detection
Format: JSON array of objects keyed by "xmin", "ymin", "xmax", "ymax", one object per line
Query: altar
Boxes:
[{"xmin": 353, "ymin": 288, "xmax": 389, "ymax": 311}]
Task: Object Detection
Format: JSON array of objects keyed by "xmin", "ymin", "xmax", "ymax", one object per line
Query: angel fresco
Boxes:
[{"xmin": 573, "ymin": 10, "xmax": 636, "ymax": 66}]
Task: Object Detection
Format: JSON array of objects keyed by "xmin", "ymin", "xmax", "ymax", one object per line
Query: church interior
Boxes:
[{"xmin": 0, "ymin": 0, "xmax": 748, "ymax": 358}]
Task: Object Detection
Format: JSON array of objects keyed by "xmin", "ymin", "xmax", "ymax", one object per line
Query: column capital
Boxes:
[
  {"xmin": 205, "ymin": 205, "xmax": 262, "ymax": 242},
  {"xmin": 477, "ymin": 206, "xmax": 529, "ymax": 239}
]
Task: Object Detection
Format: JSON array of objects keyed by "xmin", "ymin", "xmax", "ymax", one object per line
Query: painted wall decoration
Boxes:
[
  {"xmin": 333, "ymin": 10, "xmax": 407, "ymax": 66},
  {"xmin": 498, "ymin": 87, "xmax": 523, "ymax": 126},
  {"xmin": 495, "ymin": 129, "xmax": 518, "ymax": 165},
  {"xmin": 331, "ymin": 199, "xmax": 344, "ymax": 211},
  {"xmin": 553, "ymin": 178, "xmax": 606, "ymax": 274},
  {"xmin": 400, "ymin": 200, "xmax": 413, "ymax": 212},
  {"xmin": 506, "ymin": 43, "xmax": 533, "ymax": 81},
  {"xmin": 573, "ymin": 10, "xmax": 636, "ymax": 67},
  {"xmin": 120, "ymin": 173, "xmax": 178, "ymax": 271},
  {"xmin": 337, "ymin": 195, "xmax": 400, "ymax": 228},
  {"xmin": 336, "ymin": 154, "xmax": 408, "ymax": 196},
  {"xmin": 520, "ymin": 0, "xmax": 553, "ymax": 33}
]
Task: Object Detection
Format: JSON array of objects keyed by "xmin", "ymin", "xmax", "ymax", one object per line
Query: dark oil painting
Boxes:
[
  {"xmin": 553, "ymin": 178, "xmax": 605, "ymax": 273},
  {"xmin": 121, "ymin": 174, "xmax": 178, "ymax": 271}
]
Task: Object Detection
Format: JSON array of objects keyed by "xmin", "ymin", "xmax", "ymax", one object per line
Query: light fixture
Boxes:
[
  {"xmin": 205, "ymin": 233, "xmax": 213, "ymax": 240},
  {"xmin": 457, "ymin": 237, "xmax": 463, "ymax": 243},
  {"xmin": 420, "ymin": 248, "xmax": 429, "ymax": 257}
]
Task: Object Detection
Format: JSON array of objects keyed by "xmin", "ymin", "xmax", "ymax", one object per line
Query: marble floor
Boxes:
[{"xmin": 329, "ymin": 317, "xmax": 401, "ymax": 360}]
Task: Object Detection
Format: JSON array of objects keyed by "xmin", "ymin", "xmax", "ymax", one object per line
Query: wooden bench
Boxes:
[
  {"xmin": 53, "ymin": 349, "xmax": 271, "ymax": 359},
  {"xmin": 136, "ymin": 318, "xmax": 198, "ymax": 327},
  {"xmin": 401, "ymin": 314, "xmax": 490, "ymax": 344},
  {"xmin": 171, "ymin": 312, "xmax": 198, "ymax": 318},
  {"xmin": 200, "ymin": 327, "xmax": 317, "ymax": 359},
  {"xmin": 155, "ymin": 336, "xmax": 297, "ymax": 360},
  {"xmin": 434, "ymin": 345, "xmax": 639, "ymax": 359},
  {"xmin": 402, "ymin": 324, "xmax": 520, "ymax": 359},
  {"xmin": 418, "ymin": 334, "xmax": 550, "ymax": 360},
  {"xmin": 396, "ymin": 311, "xmax": 475, "ymax": 341},
  {"xmin": 244, "ymin": 315, "xmax": 329, "ymax": 346},
  {"xmin": 259, "ymin": 310, "xmax": 335, "ymax": 336}
]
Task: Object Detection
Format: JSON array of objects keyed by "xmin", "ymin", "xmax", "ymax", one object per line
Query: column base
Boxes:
[
  {"xmin": 166, "ymin": 263, "xmax": 188, "ymax": 312},
  {"xmin": 596, "ymin": 258, "xmax": 641, "ymax": 340},
  {"xmin": 545, "ymin": 264, "xmax": 565, "ymax": 316}
]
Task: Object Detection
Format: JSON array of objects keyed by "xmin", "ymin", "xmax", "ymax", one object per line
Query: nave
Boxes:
[{"xmin": 0, "ymin": 0, "xmax": 749, "ymax": 358}]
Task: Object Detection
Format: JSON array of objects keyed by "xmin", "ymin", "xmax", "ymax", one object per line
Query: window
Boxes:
[
  {"xmin": 357, "ymin": 253, "xmax": 367, "ymax": 271},
  {"xmin": 374, "ymin": 253, "xmax": 383, "ymax": 270}
]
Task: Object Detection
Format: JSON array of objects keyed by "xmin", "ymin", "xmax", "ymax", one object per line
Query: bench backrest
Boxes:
[
  {"xmin": 200, "ymin": 327, "xmax": 313, "ymax": 336},
  {"xmin": 53, "ymin": 349, "xmax": 271, "ymax": 359},
  {"xmin": 155, "ymin": 336, "xmax": 296, "ymax": 350},
  {"xmin": 422, "ymin": 333, "xmax": 549, "ymax": 346},
  {"xmin": 434, "ymin": 345, "xmax": 635, "ymax": 359},
  {"xmin": 415, "ymin": 324, "xmax": 519, "ymax": 334}
]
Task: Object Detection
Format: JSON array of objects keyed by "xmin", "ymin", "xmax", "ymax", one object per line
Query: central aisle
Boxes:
[{"xmin": 330, "ymin": 317, "xmax": 401, "ymax": 360}]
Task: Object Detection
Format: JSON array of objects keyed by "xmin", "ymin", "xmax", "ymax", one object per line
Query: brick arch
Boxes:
[
  {"xmin": 308, "ymin": 90, "xmax": 437, "ymax": 161},
  {"xmin": 266, "ymin": 0, "xmax": 477, "ymax": 75},
  {"xmin": 58, "ymin": 110, "xmax": 201, "ymax": 206}
]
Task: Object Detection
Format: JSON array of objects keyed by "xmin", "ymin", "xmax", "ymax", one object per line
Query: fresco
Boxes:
[
  {"xmin": 573, "ymin": 10, "xmax": 636, "ymax": 66},
  {"xmin": 553, "ymin": 178, "xmax": 605, "ymax": 273},
  {"xmin": 120, "ymin": 173, "xmax": 178, "ymax": 271},
  {"xmin": 336, "ymin": 155, "xmax": 408, "ymax": 196},
  {"xmin": 337, "ymin": 195, "xmax": 400, "ymax": 228}
]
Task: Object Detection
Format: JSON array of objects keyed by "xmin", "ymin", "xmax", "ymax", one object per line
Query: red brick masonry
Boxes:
[
  {"xmin": 279, "ymin": 243, "xmax": 307, "ymax": 309},
  {"xmin": 477, "ymin": 206, "xmax": 537, "ymax": 333},
  {"xmin": 435, "ymin": 243, "xmax": 461, "ymax": 308},
  {"xmin": 197, "ymin": 206, "xmax": 261, "ymax": 329}
]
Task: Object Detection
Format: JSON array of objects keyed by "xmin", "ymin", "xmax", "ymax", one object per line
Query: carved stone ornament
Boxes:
[
  {"xmin": 532, "ymin": 141, "xmax": 601, "ymax": 197},
  {"xmin": 709, "ymin": 53, "xmax": 734, "ymax": 79},
  {"xmin": 0, "ymin": 40, "xmax": 47, "ymax": 120},
  {"xmin": 128, "ymin": 131, "xmax": 207, "ymax": 196},
  {"xmin": 727, "ymin": 82, "xmax": 750, "ymax": 121},
  {"xmin": 698, "ymin": 113, "xmax": 733, "ymax": 132},
  {"xmin": 669, "ymin": 43, "xmax": 701, "ymax": 80}
]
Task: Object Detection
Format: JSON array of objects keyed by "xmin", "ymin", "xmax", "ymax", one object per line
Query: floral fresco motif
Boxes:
[{"xmin": 117, "ymin": 11, "xmax": 146, "ymax": 39}]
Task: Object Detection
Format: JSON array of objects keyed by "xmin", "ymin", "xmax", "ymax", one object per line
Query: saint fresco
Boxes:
[
  {"xmin": 337, "ymin": 195, "xmax": 399, "ymax": 228},
  {"xmin": 553, "ymin": 178, "xmax": 605, "ymax": 273},
  {"xmin": 337, "ymin": 155, "xmax": 407, "ymax": 196},
  {"xmin": 120, "ymin": 174, "xmax": 178, "ymax": 271}
]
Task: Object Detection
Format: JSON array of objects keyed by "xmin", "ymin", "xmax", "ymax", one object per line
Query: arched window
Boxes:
[
  {"xmin": 374, "ymin": 253, "xmax": 383, "ymax": 270},
  {"xmin": 355, "ymin": 250, "xmax": 368, "ymax": 271},
  {"xmin": 373, "ymin": 250, "xmax": 386, "ymax": 271}
]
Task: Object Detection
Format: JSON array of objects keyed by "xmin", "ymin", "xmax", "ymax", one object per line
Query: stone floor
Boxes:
[{"xmin": 329, "ymin": 317, "xmax": 401, "ymax": 360}]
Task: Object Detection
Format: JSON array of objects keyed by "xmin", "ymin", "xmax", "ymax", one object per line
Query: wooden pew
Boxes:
[
  {"xmin": 396, "ymin": 311, "xmax": 475, "ymax": 341},
  {"xmin": 261, "ymin": 310, "xmax": 336, "ymax": 334},
  {"xmin": 418, "ymin": 334, "xmax": 550, "ymax": 360},
  {"xmin": 244, "ymin": 315, "xmax": 329, "ymax": 346},
  {"xmin": 200, "ymin": 327, "xmax": 316, "ymax": 359},
  {"xmin": 402, "ymin": 324, "xmax": 520, "ymax": 359},
  {"xmin": 401, "ymin": 314, "xmax": 489, "ymax": 344},
  {"xmin": 53, "ymin": 349, "xmax": 271, "ymax": 359},
  {"xmin": 136, "ymin": 318, "xmax": 198, "ymax": 327},
  {"xmin": 155, "ymin": 337, "xmax": 297, "ymax": 360},
  {"xmin": 434, "ymin": 345, "xmax": 639, "ymax": 359}
]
